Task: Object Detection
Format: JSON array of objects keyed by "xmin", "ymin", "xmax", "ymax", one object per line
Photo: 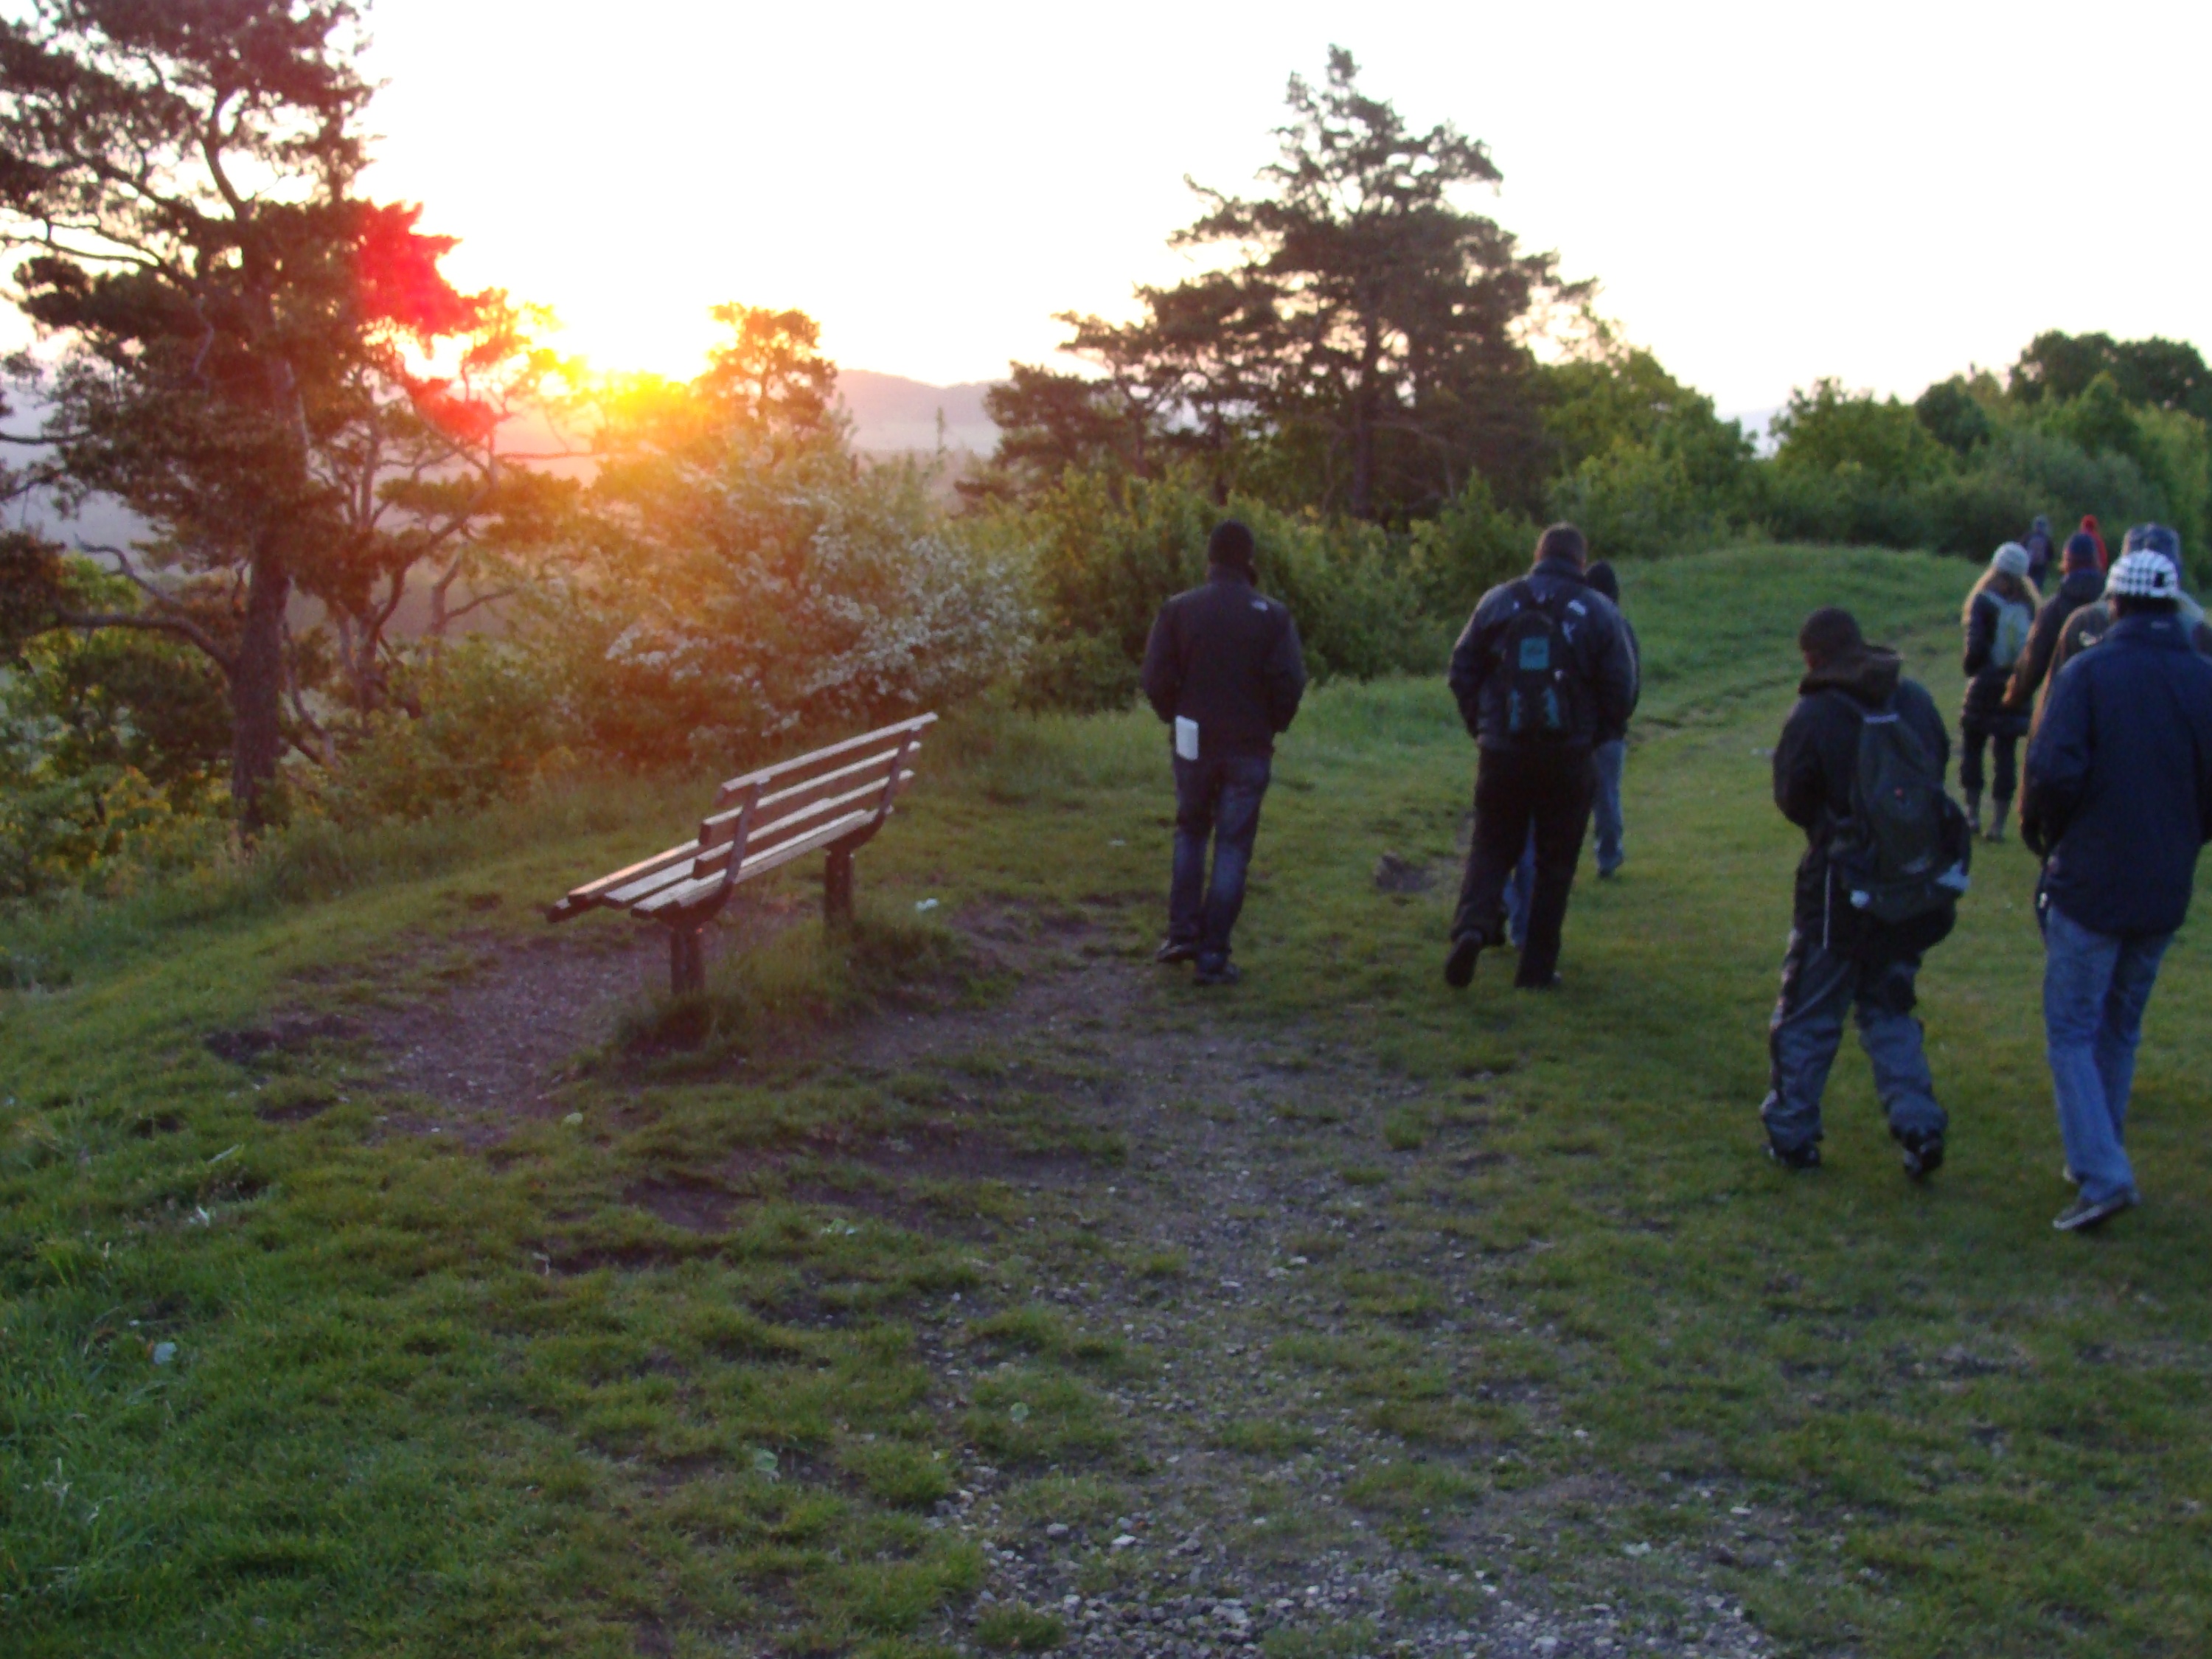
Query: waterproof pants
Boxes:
[{"xmin": 1760, "ymin": 931, "xmax": 1947, "ymax": 1153}]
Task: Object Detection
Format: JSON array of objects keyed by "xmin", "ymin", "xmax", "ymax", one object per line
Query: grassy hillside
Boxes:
[{"xmin": 4, "ymin": 543, "xmax": 2208, "ymax": 1658}]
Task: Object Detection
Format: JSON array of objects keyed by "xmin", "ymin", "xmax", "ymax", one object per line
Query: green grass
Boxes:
[{"xmin": 6, "ymin": 542, "xmax": 2211, "ymax": 1655}]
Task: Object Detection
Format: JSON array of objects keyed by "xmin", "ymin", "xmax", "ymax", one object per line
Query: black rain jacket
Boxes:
[
  {"xmin": 1140, "ymin": 565, "xmax": 1307, "ymax": 757},
  {"xmin": 1773, "ymin": 647, "xmax": 1952, "ymax": 953},
  {"xmin": 1446, "ymin": 557, "xmax": 1638, "ymax": 752}
]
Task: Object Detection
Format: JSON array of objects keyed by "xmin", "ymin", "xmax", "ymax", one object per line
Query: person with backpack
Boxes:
[
  {"xmin": 1959, "ymin": 543, "xmax": 2039, "ymax": 841},
  {"xmin": 2006, "ymin": 532, "xmax": 2108, "ymax": 723},
  {"xmin": 2021, "ymin": 546, "xmax": 2212, "ymax": 1231},
  {"xmin": 1444, "ymin": 523, "xmax": 1637, "ymax": 991},
  {"xmin": 1501, "ymin": 558, "xmax": 1642, "ymax": 946},
  {"xmin": 1762, "ymin": 608, "xmax": 1970, "ymax": 1176},
  {"xmin": 2022, "ymin": 515, "xmax": 2056, "ymax": 588},
  {"xmin": 1141, "ymin": 519, "xmax": 1308, "ymax": 987}
]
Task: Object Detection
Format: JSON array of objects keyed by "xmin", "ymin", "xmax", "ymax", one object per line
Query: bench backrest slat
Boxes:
[
  {"xmin": 633, "ymin": 805, "xmax": 882, "ymax": 919},
  {"xmin": 709, "ymin": 714, "xmax": 935, "ymax": 812}
]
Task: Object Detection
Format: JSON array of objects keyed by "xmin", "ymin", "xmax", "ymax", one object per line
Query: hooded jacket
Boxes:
[
  {"xmin": 1773, "ymin": 647, "xmax": 1952, "ymax": 948},
  {"xmin": 1141, "ymin": 565, "xmax": 1308, "ymax": 757},
  {"xmin": 2023, "ymin": 613, "xmax": 2212, "ymax": 939},
  {"xmin": 2006, "ymin": 564, "xmax": 2107, "ymax": 715},
  {"xmin": 1447, "ymin": 556, "xmax": 1638, "ymax": 751}
]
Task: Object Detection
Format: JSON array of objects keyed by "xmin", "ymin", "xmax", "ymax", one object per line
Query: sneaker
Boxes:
[
  {"xmin": 1514, "ymin": 971, "xmax": 1565, "ymax": 992},
  {"xmin": 1767, "ymin": 1138, "xmax": 1822, "ymax": 1171},
  {"xmin": 1193, "ymin": 960, "xmax": 1241, "ymax": 988},
  {"xmin": 1443, "ymin": 934, "xmax": 1483, "ymax": 989},
  {"xmin": 1153, "ymin": 939, "xmax": 1199, "ymax": 965},
  {"xmin": 2053, "ymin": 1189, "xmax": 2139, "ymax": 1232},
  {"xmin": 1598, "ymin": 864, "xmax": 1621, "ymax": 881},
  {"xmin": 2061, "ymin": 1164, "xmax": 2079, "ymax": 1187},
  {"xmin": 1899, "ymin": 1130, "xmax": 1944, "ymax": 1180}
]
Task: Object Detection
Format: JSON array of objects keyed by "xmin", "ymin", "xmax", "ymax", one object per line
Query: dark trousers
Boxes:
[
  {"xmin": 1760, "ymin": 931, "xmax": 1945, "ymax": 1152},
  {"xmin": 1960, "ymin": 717, "xmax": 2019, "ymax": 801},
  {"xmin": 1451, "ymin": 745, "xmax": 1595, "ymax": 987},
  {"xmin": 1169, "ymin": 751, "xmax": 1270, "ymax": 970}
]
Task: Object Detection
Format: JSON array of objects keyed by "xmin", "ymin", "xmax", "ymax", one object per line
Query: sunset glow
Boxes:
[{"xmin": 358, "ymin": 0, "xmax": 2209, "ymax": 409}]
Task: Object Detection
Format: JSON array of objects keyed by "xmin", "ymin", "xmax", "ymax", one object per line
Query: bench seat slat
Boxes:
[
  {"xmin": 632, "ymin": 807, "xmax": 880, "ymax": 918},
  {"xmin": 549, "ymin": 837, "xmax": 700, "ymax": 919}
]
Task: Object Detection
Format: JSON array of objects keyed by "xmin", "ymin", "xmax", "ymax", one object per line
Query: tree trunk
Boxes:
[{"xmin": 230, "ymin": 532, "xmax": 292, "ymax": 838}]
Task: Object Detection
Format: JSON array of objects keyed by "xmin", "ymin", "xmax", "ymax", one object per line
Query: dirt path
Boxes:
[{"xmin": 306, "ymin": 907, "xmax": 1792, "ymax": 1658}]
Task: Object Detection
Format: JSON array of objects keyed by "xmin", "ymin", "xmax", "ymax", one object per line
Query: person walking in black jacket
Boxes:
[
  {"xmin": 1140, "ymin": 521, "xmax": 1307, "ymax": 987},
  {"xmin": 2023, "ymin": 545, "xmax": 2212, "ymax": 1231},
  {"xmin": 2006, "ymin": 532, "xmax": 2107, "ymax": 721},
  {"xmin": 1443, "ymin": 524, "xmax": 1637, "ymax": 991},
  {"xmin": 1958, "ymin": 543, "xmax": 2039, "ymax": 841},
  {"xmin": 1763, "ymin": 608, "xmax": 1962, "ymax": 1176}
]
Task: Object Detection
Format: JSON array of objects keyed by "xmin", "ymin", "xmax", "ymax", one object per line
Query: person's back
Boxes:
[
  {"xmin": 1144, "ymin": 571, "xmax": 1305, "ymax": 757},
  {"xmin": 2026, "ymin": 606, "xmax": 2212, "ymax": 940},
  {"xmin": 1447, "ymin": 558, "xmax": 1635, "ymax": 755},
  {"xmin": 1443, "ymin": 523, "xmax": 1636, "ymax": 991},
  {"xmin": 2023, "ymin": 515, "xmax": 2056, "ymax": 587},
  {"xmin": 1761, "ymin": 607, "xmax": 1961, "ymax": 1179},
  {"xmin": 1141, "ymin": 520, "xmax": 1307, "ymax": 987},
  {"xmin": 2008, "ymin": 536, "xmax": 2107, "ymax": 717},
  {"xmin": 2022, "ymin": 543, "xmax": 2212, "ymax": 1232}
]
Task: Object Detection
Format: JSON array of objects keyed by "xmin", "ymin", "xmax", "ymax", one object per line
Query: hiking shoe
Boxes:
[
  {"xmin": 1767, "ymin": 1138, "xmax": 1822, "ymax": 1171},
  {"xmin": 2053, "ymin": 1189, "xmax": 2139, "ymax": 1232},
  {"xmin": 1153, "ymin": 939, "xmax": 1199, "ymax": 965},
  {"xmin": 1193, "ymin": 960, "xmax": 1241, "ymax": 988},
  {"xmin": 1899, "ymin": 1130, "xmax": 1945, "ymax": 1180},
  {"xmin": 1443, "ymin": 934, "xmax": 1483, "ymax": 989}
]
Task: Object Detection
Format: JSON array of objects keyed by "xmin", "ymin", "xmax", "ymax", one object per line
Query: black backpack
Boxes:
[
  {"xmin": 1830, "ymin": 699, "xmax": 1972, "ymax": 925},
  {"xmin": 1497, "ymin": 581, "xmax": 1585, "ymax": 742}
]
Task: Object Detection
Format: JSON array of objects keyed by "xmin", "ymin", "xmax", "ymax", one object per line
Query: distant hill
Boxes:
[{"xmin": 838, "ymin": 369, "xmax": 999, "ymax": 456}]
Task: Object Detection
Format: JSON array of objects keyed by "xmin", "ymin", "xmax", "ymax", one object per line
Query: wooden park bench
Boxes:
[{"xmin": 546, "ymin": 714, "xmax": 936, "ymax": 994}]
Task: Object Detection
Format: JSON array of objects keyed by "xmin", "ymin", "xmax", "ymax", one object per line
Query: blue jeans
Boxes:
[
  {"xmin": 1760, "ymin": 931, "xmax": 1945, "ymax": 1152},
  {"xmin": 1169, "ymin": 752, "xmax": 1270, "ymax": 970},
  {"xmin": 1591, "ymin": 738, "xmax": 1626, "ymax": 875},
  {"xmin": 2042, "ymin": 903, "xmax": 2171, "ymax": 1205}
]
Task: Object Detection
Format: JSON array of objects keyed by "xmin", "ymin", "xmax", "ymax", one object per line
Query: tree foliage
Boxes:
[
  {"xmin": 0, "ymin": 0, "xmax": 554, "ymax": 830},
  {"xmin": 982, "ymin": 49, "xmax": 1580, "ymax": 523}
]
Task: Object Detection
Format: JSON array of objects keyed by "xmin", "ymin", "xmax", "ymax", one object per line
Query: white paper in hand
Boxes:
[{"xmin": 1174, "ymin": 716, "xmax": 1200, "ymax": 761}]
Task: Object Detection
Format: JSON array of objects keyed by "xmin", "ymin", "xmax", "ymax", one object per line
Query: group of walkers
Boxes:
[{"xmin": 1140, "ymin": 512, "xmax": 2212, "ymax": 1235}]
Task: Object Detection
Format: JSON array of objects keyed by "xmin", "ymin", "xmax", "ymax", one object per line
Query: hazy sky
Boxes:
[{"xmin": 359, "ymin": 0, "xmax": 2204, "ymax": 414}]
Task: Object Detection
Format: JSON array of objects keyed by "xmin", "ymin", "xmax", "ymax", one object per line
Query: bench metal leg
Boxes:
[
  {"xmin": 824, "ymin": 847, "xmax": 854, "ymax": 929},
  {"xmin": 669, "ymin": 925, "xmax": 706, "ymax": 996}
]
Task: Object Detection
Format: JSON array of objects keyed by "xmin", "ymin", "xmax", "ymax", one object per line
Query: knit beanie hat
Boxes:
[
  {"xmin": 1991, "ymin": 542, "xmax": 2031, "ymax": 579},
  {"xmin": 2062, "ymin": 532, "xmax": 2101, "ymax": 571},
  {"xmin": 2107, "ymin": 549, "xmax": 2181, "ymax": 600}
]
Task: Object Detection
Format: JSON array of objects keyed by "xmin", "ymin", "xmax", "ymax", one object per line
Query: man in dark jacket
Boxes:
[
  {"xmin": 2022, "ymin": 546, "xmax": 2212, "ymax": 1231},
  {"xmin": 1762, "ymin": 608, "xmax": 1960, "ymax": 1176},
  {"xmin": 1141, "ymin": 520, "xmax": 1307, "ymax": 987},
  {"xmin": 2006, "ymin": 531, "xmax": 2108, "ymax": 719},
  {"xmin": 1443, "ymin": 523, "xmax": 1637, "ymax": 990}
]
